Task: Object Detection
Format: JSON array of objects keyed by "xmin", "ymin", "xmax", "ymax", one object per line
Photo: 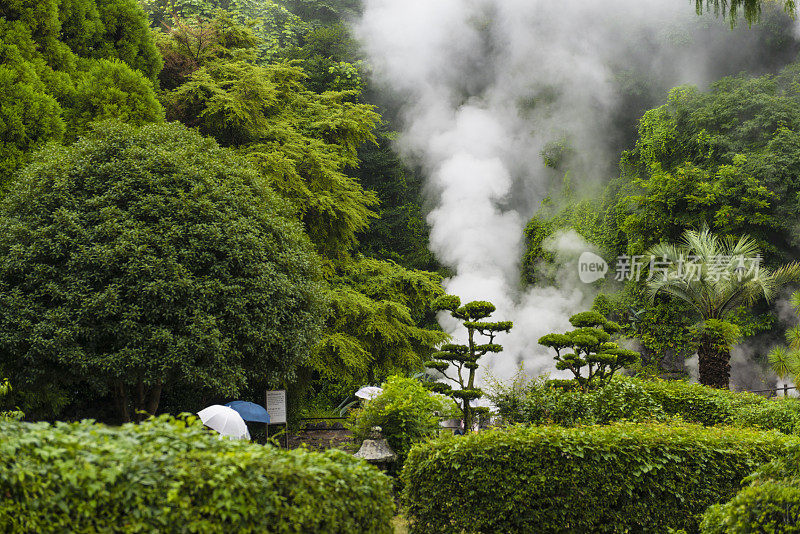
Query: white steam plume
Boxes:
[{"xmin": 358, "ymin": 0, "xmax": 797, "ymax": 381}]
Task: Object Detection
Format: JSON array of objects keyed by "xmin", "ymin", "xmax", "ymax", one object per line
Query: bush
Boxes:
[
  {"xmin": 347, "ymin": 375, "xmax": 456, "ymax": 469},
  {"xmin": 490, "ymin": 375, "xmax": 596, "ymax": 426},
  {"xmin": 0, "ymin": 415, "xmax": 395, "ymax": 533},
  {"xmin": 402, "ymin": 422, "xmax": 796, "ymax": 533},
  {"xmin": 702, "ymin": 444, "xmax": 800, "ymax": 532},
  {"xmin": 637, "ymin": 379, "xmax": 765, "ymax": 427},
  {"xmin": 591, "ymin": 378, "xmax": 665, "ymax": 424},
  {"xmin": 731, "ymin": 397, "xmax": 800, "ymax": 435},
  {"xmin": 492, "ymin": 375, "xmax": 800, "ymax": 434}
]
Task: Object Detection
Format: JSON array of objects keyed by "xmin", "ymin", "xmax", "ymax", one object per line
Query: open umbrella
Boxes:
[
  {"xmin": 355, "ymin": 386, "xmax": 383, "ymax": 400},
  {"xmin": 225, "ymin": 401, "xmax": 270, "ymax": 424},
  {"xmin": 197, "ymin": 405, "xmax": 250, "ymax": 440}
]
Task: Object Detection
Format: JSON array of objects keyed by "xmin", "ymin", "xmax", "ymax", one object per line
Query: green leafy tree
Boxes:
[
  {"xmin": 647, "ymin": 227, "xmax": 800, "ymax": 389},
  {"xmin": 424, "ymin": 296, "xmax": 512, "ymax": 433},
  {"xmin": 312, "ymin": 257, "xmax": 448, "ymax": 386},
  {"xmin": 162, "ymin": 57, "xmax": 380, "ymax": 258},
  {"xmin": 539, "ymin": 311, "xmax": 640, "ymax": 391},
  {"xmin": 158, "ymin": 12, "xmax": 446, "ymax": 402},
  {"xmin": 0, "ymin": 0, "xmax": 163, "ymax": 185},
  {"xmin": 0, "ymin": 121, "xmax": 324, "ymax": 421},
  {"xmin": 695, "ymin": 0, "xmax": 796, "ymax": 25}
]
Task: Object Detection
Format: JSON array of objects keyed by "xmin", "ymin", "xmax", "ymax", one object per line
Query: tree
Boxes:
[
  {"xmin": 312, "ymin": 257, "xmax": 448, "ymax": 386},
  {"xmin": 767, "ymin": 290, "xmax": 800, "ymax": 388},
  {"xmin": 695, "ymin": 0, "xmax": 796, "ymax": 25},
  {"xmin": 157, "ymin": 12, "xmax": 447, "ymax": 401},
  {"xmin": 424, "ymin": 296, "xmax": 512, "ymax": 433},
  {"xmin": 162, "ymin": 57, "xmax": 381, "ymax": 259},
  {"xmin": 647, "ymin": 227, "xmax": 800, "ymax": 389},
  {"xmin": 0, "ymin": 121, "xmax": 325, "ymax": 421},
  {"xmin": 0, "ymin": 0, "xmax": 163, "ymax": 185},
  {"xmin": 539, "ymin": 311, "xmax": 640, "ymax": 391}
]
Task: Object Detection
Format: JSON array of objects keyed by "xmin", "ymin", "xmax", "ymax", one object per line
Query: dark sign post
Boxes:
[{"xmin": 266, "ymin": 390, "xmax": 288, "ymax": 448}]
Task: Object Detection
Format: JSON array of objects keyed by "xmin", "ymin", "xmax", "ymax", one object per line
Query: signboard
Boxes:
[{"xmin": 265, "ymin": 390, "xmax": 287, "ymax": 424}]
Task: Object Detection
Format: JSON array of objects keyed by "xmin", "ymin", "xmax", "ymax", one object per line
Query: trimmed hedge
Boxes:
[
  {"xmin": 402, "ymin": 422, "xmax": 796, "ymax": 533},
  {"xmin": 702, "ymin": 445, "xmax": 800, "ymax": 532},
  {"xmin": 0, "ymin": 416, "xmax": 395, "ymax": 533},
  {"xmin": 638, "ymin": 379, "xmax": 766, "ymax": 427},
  {"xmin": 493, "ymin": 376, "xmax": 800, "ymax": 434}
]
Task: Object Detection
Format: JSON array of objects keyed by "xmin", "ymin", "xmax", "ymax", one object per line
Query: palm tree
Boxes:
[
  {"xmin": 767, "ymin": 291, "xmax": 800, "ymax": 393},
  {"xmin": 647, "ymin": 227, "xmax": 800, "ymax": 389}
]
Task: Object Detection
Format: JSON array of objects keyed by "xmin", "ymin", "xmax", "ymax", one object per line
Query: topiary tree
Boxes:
[
  {"xmin": 424, "ymin": 295, "xmax": 512, "ymax": 433},
  {"xmin": 0, "ymin": 120, "xmax": 324, "ymax": 421},
  {"xmin": 539, "ymin": 310, "xmax": 640, "ymax": 391}
]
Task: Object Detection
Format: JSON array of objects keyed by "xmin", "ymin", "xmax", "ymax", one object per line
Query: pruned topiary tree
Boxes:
[
  {"xmin": 539, "ymin": 310, "xmax": 640, "ymax": 391},
  {"xmin": 424, "ymin": 295, "xmax": 512, "ymax": 433}
]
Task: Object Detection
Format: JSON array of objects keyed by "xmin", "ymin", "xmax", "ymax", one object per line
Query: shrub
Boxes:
[
  {"xmin": 0, "ymin": 415, "xmax": 395, "ymax": 533},
  {"xmin": 701, "ymin": 444, "xmax": 800, "ymax": 532},
  {"xmin": 731, "ymin": 397, "xmax": 800, "ymax": 435},
  {"xmin": 490, "ymin": 375, "xmax": 596, "ymax": 426},
  {"xmin": 702, "ymin": 483, "xmax": 800, "ymax": 533},
  {"xmin": 591, "ymin": 378, "xmax": 665, "ymax": 424},
  {"xmin": 402, "ymin": 422, "xmax": 796, "ymax": 533},
  {"xmin": 637, "ymin": 379, "xmax": 765, "ymax": 426},
  {"xmin": 347, "ymin": 375, "xmax": 456, "ymax": 469}
]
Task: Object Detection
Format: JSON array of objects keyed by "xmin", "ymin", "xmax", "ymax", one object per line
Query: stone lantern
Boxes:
[{"xmin": 354, "ymin": 426, "xmax": 396, "ymax": 470}]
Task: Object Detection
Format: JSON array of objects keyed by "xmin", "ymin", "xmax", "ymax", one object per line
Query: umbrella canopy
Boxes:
[
  {"xmin": 355, "ymin": 386, "xmax": 383, "ymax": 400},
  {"xmin": 225, "ymin": 401, "xmax": 270, "ymax": 424},
  {"xmin": 197, "ymin": 405, "xmax": 250, "ymax": 440}
]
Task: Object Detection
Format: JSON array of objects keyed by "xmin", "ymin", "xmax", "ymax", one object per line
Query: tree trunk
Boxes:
[
  {"xmin": 463, "ymin": 401, "xmax": 472, "ymax": 434},
  {"xmin": 698, "ymin": 336, "xmax": 731, "ymax": 389},
  {"xmin": 114, "ymin": 381, "xmax": 131, "ymax": 423},
  {"xmin": 146, "ymin": 381, "xmax": 163, "ymax": 415}
]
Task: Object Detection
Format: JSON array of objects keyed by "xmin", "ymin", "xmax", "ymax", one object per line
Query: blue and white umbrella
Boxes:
[{"xmin": 225, "ymin": 400, "xmax": 271, "ymax": 424}]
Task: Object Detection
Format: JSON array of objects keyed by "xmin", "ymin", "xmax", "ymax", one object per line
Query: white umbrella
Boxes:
[
  {"xmin": 355, "ymin": 386, "xmax": 383, "ymax": 400},
  {"xmin": 197, "ymin": 405, "xmax": 250, "ymax": 440}
]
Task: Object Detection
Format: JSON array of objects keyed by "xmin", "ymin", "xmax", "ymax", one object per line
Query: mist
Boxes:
[{"xmin": 357, "ymin": 0, "xmax": 800, "ymax": 381}]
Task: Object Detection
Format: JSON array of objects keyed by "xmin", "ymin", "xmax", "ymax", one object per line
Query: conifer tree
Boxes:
[{"xmin": 424, "ymin": 295, "xmax": 512, "ymax": 433}]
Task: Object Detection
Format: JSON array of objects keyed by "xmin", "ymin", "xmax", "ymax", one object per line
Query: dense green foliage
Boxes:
[
  {"xmin": 0, "ymin": 379, "xmax": 23, "ymax": 421},
  {"xmin": 0, "ymin": 121, "xmax": 324, "ymax": 420},
  {"xmin": 402, "ymin": 422, "xmax": 795, "ymax": 533},
  {"xmin": 491, "ymin": 375, "xmax": 800, "ymax": 434},
  {"xmin": 0, "ymin": 415, "xmax": 395, "ymax": 533},
  {"xmin": 425, "ymin": 296, "xmax": 512, "ymax": 432},
  {"xmin": 538, "ymin": 310, "xmax": 639, "ymax": 390},
  {"xmin": 527, "ymin": 57, "xmax": 800, "ymax": 372},
  {"xmin": 0, "ymin": 0, "xmax": 163, "ymax": 183},
  {"xmin": 702, "ymin": 442, "xmax": 800, "ymax": 532},
  {"xmin": 647, "ymin": 227, "xmax": 800, "ymax": 388},
  {"xmin": 347, "ymin": 375, "xmax": 455, "ymax": 469},
  {"xmin": 153, "ymin": 10, "xmax": 446, "ymax": 401}
]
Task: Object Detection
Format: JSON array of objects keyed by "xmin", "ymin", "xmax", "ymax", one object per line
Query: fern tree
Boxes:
[
  {"xmin": 539, "ymin": 311, "xmax": 640, "ymax": 392},
  {"xmin": 647, "ymin": 227, "xmax": 800, "ymax": 389},
  {"xmin": 424, "ymin": 295, "xmax": 512, "ymax": 433}
]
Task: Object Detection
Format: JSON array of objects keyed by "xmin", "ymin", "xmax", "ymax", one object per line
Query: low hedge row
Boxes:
[
  {"xmin": 702, "ymin": 445, "xmax": 800, "ymax": 532},
  {"xmin": 493, "ymin": 376, "xmax": 800, "ymax": 434},
  {"xmin": 0, "ymin": 415, "xmax": 395, "ymax": 533},
  {"xmin": 401, "ymin": 422, "xmax": 796, "ymax": 533},
  {"xmin": 637, "ymin": 378, "xmax": 767, "ymax": 427}
]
